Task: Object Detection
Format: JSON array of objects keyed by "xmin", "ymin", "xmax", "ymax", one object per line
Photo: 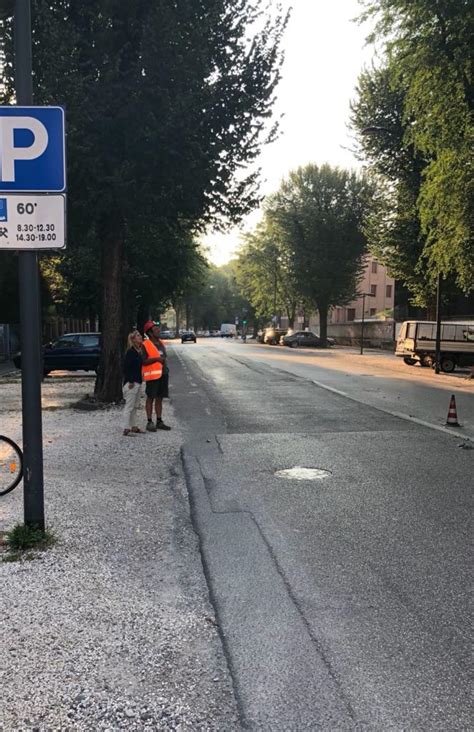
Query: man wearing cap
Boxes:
[{"xmin": 142, "ymin": 321, "xmax": 171, "ymax": 432}]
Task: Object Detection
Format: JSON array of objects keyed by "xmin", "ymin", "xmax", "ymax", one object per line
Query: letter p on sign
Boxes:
[
  {"xmin": 0, "ymin": 117, "xmax": 48, "ymax": 182},
  {"xmin": 0, "ymin": 107, "xmax": 65, "ymax": 192}
]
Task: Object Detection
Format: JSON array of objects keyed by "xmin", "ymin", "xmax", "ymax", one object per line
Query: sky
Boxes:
[{"xmin": 204, "ymin": 0, "xmax": 376, "ymax": 265}]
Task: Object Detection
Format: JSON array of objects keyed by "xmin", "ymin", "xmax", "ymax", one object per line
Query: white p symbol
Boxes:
[{"xmin": 0, "ymin": 116, "xmax": 48, "ymax": 182}]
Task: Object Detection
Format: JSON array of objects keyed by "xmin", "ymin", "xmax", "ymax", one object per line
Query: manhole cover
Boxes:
[{"xmin": 274, "ymin": 466, "xmax": 331, "ymax": 481}]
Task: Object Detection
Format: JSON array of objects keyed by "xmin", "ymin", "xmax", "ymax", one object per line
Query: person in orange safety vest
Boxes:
[{"xmin": 141, "ymin": 320, "xmax": 171, "ymax": 431}]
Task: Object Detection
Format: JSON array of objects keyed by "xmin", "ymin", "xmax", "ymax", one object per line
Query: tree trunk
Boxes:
[
  {"xmin": 318, "ymin": 303, "xmax": 328, "ymax": 347},
  {"xmin": 95, "ymin": 215, "xmax": 124, "ymax": 402},
  {"xmin": 287, "ymin": 303, "xmax": 296, "ymax": 328},
  {"xmin": 137, "ymin": 302, "xmax": 150, "ymax": 335},
  {"xmin": 173, "ymin": 302, "xmax": 181, "ymax": 333}
]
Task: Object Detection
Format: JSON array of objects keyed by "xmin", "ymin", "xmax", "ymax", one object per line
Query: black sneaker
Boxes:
[
  {"xmin": 146, "ymin": 421, "xmax": 157, "ymax": 432},
  {"xmin": 156, "ymin": 420, "xmax": 171, "ymax": 431}
]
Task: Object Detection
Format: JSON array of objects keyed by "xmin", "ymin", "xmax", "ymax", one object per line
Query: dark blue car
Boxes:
[{"xmin": 14, "ymin": 332, "xmax": 101, "ymax": 375}]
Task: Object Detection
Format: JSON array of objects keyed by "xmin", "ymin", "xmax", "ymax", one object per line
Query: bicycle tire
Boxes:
[{"xmin": 0, "ymin": 435, "xmax": 23, "ymax": 496}]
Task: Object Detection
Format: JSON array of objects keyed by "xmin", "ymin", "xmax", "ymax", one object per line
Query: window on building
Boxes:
[
  {"xmin": 347, "ymin": 308, "xmax": 356, "ymax": 322},
  {"xmin": 386, "ymin": 284, "xmax": 392, "ymax": 298},
  {"xmin": 370, "ymin": 284, "xmax": 377, "ymax": 296},
  {"xmin": 370, "ymin": 308, "xmax": 376, "ymax": 316},
  {"xmin": 371, "ymin": 261, "xmax": 378, "ymax": 273}
]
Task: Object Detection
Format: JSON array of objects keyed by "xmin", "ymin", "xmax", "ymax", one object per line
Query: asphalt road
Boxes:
[
  {"xmin": 214, "ymin": 340, "xmax": 474, "ymax": 439},
  {"xmin": 171, "ymin": 340, "xmax": 473, "ymax": 730}
]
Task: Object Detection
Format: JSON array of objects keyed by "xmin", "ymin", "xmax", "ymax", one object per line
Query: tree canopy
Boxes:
[
  {"xmin": 237, "ymin": 164, "xmax": 371, "ymax": 344},
  {"xmin": 236, "ymin": 220, "xmax": 301, "ymax": 327},
  {"xmin": 354, "ymin": 1, "xmax": 473, "ymax": 299},
  {"xmin": 0, "ymin": 0, "xmax": 288, "ymax": 399}
]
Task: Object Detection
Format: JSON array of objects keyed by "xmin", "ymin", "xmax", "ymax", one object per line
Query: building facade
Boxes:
[
  {"xmin": 307, "ymin": 257, "xmax": 396, "ymax": 347},
  {"xmin": 326, "ymin": 256, "xmax": 395, "ymax": 325}
]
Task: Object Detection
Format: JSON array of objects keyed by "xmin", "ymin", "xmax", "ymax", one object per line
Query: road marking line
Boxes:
[
  {"xmin": 312, "ymin": 379, "xmax": 347, "ymax": 397},
  {"xmin": 386, "ymin": 412, "xmax": 470, "ymax": 440},
  {"xmin": 312, "ymin": 379, "xmax": 472, "ymax": 441}
]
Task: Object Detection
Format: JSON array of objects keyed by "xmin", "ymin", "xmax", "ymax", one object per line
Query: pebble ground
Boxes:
[{"xmin": 0, "ymin": 372, "xmax": 240, "ymax": 730}]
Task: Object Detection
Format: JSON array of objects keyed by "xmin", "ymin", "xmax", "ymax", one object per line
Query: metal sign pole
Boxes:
[
  {"xmin": 15, "ymin": 0, "xmax": 45, "ymax": 529},
  {"xmin": 360, "ymin": 294, "xmax": 366, "ymax": 355},
  {"xmin": 434, "ymin": 273, "xmax": 442, "ymax": 375}
]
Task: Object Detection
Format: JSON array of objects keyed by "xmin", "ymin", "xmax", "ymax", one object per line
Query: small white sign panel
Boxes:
[{"xmin": 0, "ymin": 194, "xmax": 66, "ymax": 250}]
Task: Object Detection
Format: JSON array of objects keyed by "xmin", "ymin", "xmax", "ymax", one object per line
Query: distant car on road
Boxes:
[
  {"xmin": 13, "ymin": 332, "xmax": 101, "ymax": 375},
  {"xmin": 282, "ymin": 330, "xmax": 335, "ymax": 348},
  {"xmin": 220, "ymin": 323, "xmax": 237, "ymax": 338},
  {"xmin": 181, "ymin": 331, "xmax": 197, "ymax": 343},
  {"xmin": 160, "ymin": 330, "xmax": 175, "ymax": 339}
]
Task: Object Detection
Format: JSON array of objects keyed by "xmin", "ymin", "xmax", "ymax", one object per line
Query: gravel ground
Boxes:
[{"xmin": 0, "ymin": 372, "xmax": 240, "ymax": 730}]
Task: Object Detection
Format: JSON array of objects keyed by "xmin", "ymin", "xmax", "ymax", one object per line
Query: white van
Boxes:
[
  {"xmin": 220, "ymin": 323, "xmax": 237, "ymax": 338},
  {"xmin": 395, "ymin": 320, "xmax": 474, "ymax": 372}
]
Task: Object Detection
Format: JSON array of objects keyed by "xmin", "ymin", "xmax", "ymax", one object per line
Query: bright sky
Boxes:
[{"xmin": 204, "ymin": 0, "xmax": 375, "ymax": 265}]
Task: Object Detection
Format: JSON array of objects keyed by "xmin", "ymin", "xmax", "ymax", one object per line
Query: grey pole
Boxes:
[
  {"xmin": 15, "ymin": 0, "xmax": 45, "ymax": 529},
  {"xmin": 434, "ymin": 273, "xmax": 442, "ymax": 375},
  {"xmin": 360, "ymin": 294, "xmax": 366, "ymax": 355}
]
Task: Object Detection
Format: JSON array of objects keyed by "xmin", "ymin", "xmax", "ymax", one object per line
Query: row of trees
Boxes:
[
  {"xmin": 0, "ymin": 0, "xmax": 288, "ymax": 400},
  {"xmin": 351, "ymin": 0, "xmax": 473, "ymax": 306},
  {"xmin": 236, "ymin": 0, "xmax": 472, "ymax": 335},
  {"xmin": 236, "ymin": 164, "xmax": 372, "ymax": 343},
  {"xmin": 181, "ymin": 262, "xmax": 253, "ymax": 332}
]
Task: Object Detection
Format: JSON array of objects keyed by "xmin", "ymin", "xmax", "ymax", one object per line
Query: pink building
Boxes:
[{"xmin": 312, "ymin": 256, "xmax": 395, "ymax": 326}]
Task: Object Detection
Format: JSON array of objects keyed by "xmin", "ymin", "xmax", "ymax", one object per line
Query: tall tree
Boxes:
[
  {"xmin": 236, "ymin": 221, "xmax": 300, "ymax": 326},
  {"xmin": 265, "ymin": 164, "xmax": 371, "ymax": 345},
  {"xmin": 357, "ymin": 0, "xmax": 473, "ymax": 293},
  {"xmin": 351, "ymin": 64, "xmax": 434, "ymax": 306},
  {"xmin": 0, "ymin": 0, "xmax": 288, "ymax": 400}
]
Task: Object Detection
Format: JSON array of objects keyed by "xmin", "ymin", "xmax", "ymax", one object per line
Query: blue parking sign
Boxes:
[
  {"xmin": 0, "ymin": 106, "xmax": 66, "ymax": 192},
  {"xmin": 0, "ymin": 198, "xmax": 7, "ymax": 222}
]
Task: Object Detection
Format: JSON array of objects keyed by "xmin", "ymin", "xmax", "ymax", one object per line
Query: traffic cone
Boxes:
[{"xmin": 446, "ymin": 394, "xmax": 460, "ymax": 426}]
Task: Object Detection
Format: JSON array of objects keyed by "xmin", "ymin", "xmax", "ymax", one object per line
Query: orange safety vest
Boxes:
[{"xmin": 142, "ymin": 339, "xmax": 163, "ymax": 381}]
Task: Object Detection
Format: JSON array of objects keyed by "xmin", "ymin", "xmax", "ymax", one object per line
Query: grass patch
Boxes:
[
  {"xmin": 1, "ymin": 551, "xmax": 36, "ymax": 563},
  {"xmin": 5, "ymin": 523, "xmax": 57, "ymax": 552}
]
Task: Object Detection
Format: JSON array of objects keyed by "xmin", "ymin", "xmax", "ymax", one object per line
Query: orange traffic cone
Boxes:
[{"xmin": 446, "ymin": 394, "xmax": 460, "ymax": 426}]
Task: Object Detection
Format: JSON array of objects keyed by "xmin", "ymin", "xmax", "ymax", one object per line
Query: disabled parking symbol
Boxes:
[{"xmin": 0, "ymin": 198, "xmax": 7, "ymax": 222}]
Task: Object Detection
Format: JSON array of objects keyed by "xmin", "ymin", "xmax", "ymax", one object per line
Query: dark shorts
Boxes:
[{"xmin": 145, "ymin": 373, "xmax": 169, "ymax": 399}]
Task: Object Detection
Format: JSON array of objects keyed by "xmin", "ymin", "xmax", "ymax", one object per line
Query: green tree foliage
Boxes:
[
  {"xmin": 236, "ymin": 221, "xmax": 301, "ymax": 326},
  {"xmin": 185, "ymin": 262, "xmax": 252, "ymax": 331},
  {"xmin": 351, "ymin": 64, "xmax": 434, "ymax": 305},
  {"xmin": 357, "ymin": 0, "xmax": 473, "ymax": 293},
  {"xmin": 0, "ymin": 0, "xmax": 288, "ymax": 399},
  {"xmin": 265, "ymin": 164, "xmax": 370, "ymax": 344}
]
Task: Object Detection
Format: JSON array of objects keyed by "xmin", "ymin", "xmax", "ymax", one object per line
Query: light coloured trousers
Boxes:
[{"xmin": 122, "ymin": 382, "xmax": 142, "ymax": 429}]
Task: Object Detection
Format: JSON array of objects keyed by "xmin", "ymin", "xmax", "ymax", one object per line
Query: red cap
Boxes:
[{"xmin": 143, "ymin": 320, "xmax": 157, "ymax": 333}]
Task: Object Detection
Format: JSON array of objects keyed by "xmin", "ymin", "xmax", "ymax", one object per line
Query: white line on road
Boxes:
[
  {"xmin": 311, "ymin": 377, "xmax": 472, "ymax": 442},
  {"xmin": 312, "ymin": 379, "xmax": 348, "ymax": 397}
]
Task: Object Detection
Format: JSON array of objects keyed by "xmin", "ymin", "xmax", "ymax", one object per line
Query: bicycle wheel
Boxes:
[{"xmin": 0, "ymin": 435, "xmax": 23, "ymax": 496}]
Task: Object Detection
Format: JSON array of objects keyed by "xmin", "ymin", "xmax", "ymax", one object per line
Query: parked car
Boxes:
[
  {"xmin": 13, "ymin": 332, "xmax": 101, "ymax": 375},
  {"xmin": 282, "ymin": 330, "xmax": 335, "ymax": 348},
  {"xmin": 263, "ymin": 327, "xmax": 287, "ymax": 345},
  {"xmin": 181, "ymin": 331, "xmax": 197, "ymax": 343},
  {"xmin": 160, "ymin": 330, "xmax": 175, "ymax": 339}
]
